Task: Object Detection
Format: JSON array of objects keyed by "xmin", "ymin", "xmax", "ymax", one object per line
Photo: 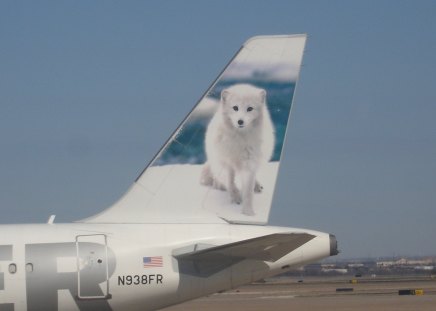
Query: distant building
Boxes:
[
  {"xmin": 377, "ymin": 257, "xmax": 434, "ymax": 267},
  {"xmin": 348, "ymin": 263, "xmax": 364, "ymax": 268},
  {"xmin": 322, "ymin": 268, "xmax": 348, "ymax": 274}
]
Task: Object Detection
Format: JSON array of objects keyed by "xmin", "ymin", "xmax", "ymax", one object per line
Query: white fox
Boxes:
[{"xmin": 201, "ymin": 84, "xmax": 275, "ymax": 216}]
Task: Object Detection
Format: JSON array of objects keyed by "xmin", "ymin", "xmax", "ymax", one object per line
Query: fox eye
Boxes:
[
  {"xmin": 233, "ymin": 106, "xmax": 238, "ymax": 111},
  {"xmin": 247, "ymin": 107, "xmax": 253, "ymax": 112}
]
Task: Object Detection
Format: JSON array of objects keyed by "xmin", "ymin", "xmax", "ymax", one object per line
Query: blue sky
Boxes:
[{"xmin": 0, "ymin": 1, "xmax": 435, "ymax": 259}]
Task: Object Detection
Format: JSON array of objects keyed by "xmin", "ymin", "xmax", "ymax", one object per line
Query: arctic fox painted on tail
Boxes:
[
  {"xmin": 201, "ymin": 84, "xmax": 275, "ymax": 216},
  {"xmin": 85, "ymin": 35, "xmax": 307, "ymax": 225}
]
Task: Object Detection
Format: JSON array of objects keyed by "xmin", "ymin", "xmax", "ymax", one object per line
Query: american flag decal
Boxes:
[{"xmin": 143, "ymin": 256, "xmax": 163, "ymax": 268}]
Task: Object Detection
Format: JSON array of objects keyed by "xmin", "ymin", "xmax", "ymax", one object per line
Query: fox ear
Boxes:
[
  {"xmin": 221, "ymin": 89, "xmax": 230, "ymax": 103},
  {"xmin": 259, "ymin": 89, "xmax": 266, "ymax": 102}
]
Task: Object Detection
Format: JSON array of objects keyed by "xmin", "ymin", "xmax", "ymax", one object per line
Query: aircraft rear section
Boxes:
[
  {"xmin": 153, "ymin": 227, "xmax": 336, "ymax": 310},
  {"xmin": 0, "ymin": 34, "xmax": 339, "ymax": 311},
  {"xmin": 0, "ymin": 222, "xmax": 336, "ymax": 311}
]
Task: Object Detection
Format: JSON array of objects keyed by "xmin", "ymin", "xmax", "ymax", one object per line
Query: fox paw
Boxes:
[
  {"xmin": 230, "ymin": 189, "xmax": 242, "ymax": 205},
  {"xmin": 254, "ymin": 182, "xmax": 263, "ymax": 193},
  {"xmin": 242, "ymin": 207, "xmax": 255, "ymax": 216}
]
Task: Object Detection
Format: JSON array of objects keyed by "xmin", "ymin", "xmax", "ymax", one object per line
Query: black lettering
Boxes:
[
  {"xmin": 117, "ymin": 274, "xmax": 164, "ymax": 286},
  {"xmin": 118, "ymin": 276, "xmax": 125, "ymax": 286},
  {"xmin": 157, "ymin": 274, "xmax": 163, "ymax": 284},
  {"xmin": 126, "ymin": 275, "xmax": 132, "ymax": 285},
  {"xmin": 134, "ymin": 275, "xmax": 140, "ymax": 285}
]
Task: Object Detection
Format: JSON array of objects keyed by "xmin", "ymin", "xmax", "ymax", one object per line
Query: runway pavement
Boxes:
[{"xmin": 162, "ymin": 275, "xmax": 436, "ymax": 310}]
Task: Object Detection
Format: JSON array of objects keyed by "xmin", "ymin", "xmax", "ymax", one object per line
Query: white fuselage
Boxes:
[
  {"xmin": 0, "ymin": 223, "xmax": 332, "ymax": 311},
  {"xmin": 0, "ymin": 34, "xmax": 334, "ymax": 311}
]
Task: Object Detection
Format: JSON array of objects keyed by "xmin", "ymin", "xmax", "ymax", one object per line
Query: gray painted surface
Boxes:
[
  {"xmin": 26, "ymin": 242, "xmax": 116, "ymax": 311},
  {"xmin": 0, "ymin": 245, "xmax": 12, "ymax": 306}
]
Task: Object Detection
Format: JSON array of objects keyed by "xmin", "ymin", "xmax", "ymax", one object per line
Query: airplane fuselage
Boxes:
[
  {"xmin": 0, "ymin": 223, "xmax": 334, "ymax": 310},
  {"xmin": 0, "ymin": 34, "xmax": 339, "ymax": 311}
]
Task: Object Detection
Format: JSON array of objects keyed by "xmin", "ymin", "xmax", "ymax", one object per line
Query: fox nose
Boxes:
[{"xmin": 238, "ymin": 119, "xmax": 244, "ymax": 126}]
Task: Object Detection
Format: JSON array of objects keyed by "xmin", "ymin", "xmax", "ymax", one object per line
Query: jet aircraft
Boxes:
[{"xmin": 0, "ymin": 34, "xmax": 338, "ymax": 311}]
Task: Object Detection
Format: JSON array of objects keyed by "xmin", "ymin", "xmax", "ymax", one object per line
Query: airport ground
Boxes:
[{"xmin": 163, "ymin": 275, "xmax": 436, "ymax": 310}]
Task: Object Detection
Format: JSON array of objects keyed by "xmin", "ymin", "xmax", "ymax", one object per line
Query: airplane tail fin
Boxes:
[{"xmin": 81, "ymin": 35, "xmax": 306, "ymax": 224}]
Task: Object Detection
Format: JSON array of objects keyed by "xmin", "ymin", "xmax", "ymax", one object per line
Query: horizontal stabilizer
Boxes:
[{"xmin": 174, "ymin": 233, "xmax": 314, "ymax": 276}]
